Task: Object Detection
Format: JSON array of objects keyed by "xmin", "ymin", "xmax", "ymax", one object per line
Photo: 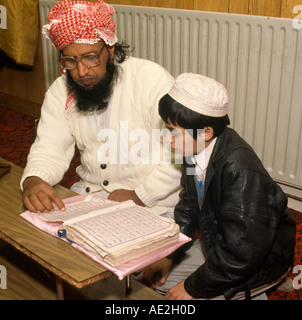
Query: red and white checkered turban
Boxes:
[{"xmin": 42, "ymin": 0, "xmax": 118, "ymax": 50}]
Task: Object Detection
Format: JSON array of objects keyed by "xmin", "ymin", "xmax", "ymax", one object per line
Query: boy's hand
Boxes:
[
  {"xmin": 166, "ymin": 280, "xmax": 194, "ymax": 300},
  {"xmin": 144, "ymin": 258, "xmax": 173, "ymax": 289}
]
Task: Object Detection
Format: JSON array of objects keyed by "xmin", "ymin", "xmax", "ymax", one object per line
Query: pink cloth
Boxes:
[{"xmin": 20, "ymin": 195, "xmax": 190, "ymax": 280}]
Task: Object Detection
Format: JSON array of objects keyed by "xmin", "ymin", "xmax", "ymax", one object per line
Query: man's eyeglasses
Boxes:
[{"xmin": 59, "ymin": 45, "xmax": 106, "ymax": 71}]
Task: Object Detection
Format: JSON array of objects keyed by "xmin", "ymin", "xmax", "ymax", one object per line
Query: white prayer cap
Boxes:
[{"xmin": 168, "ymin": 73, "xmax": 228, "ymax": 117}]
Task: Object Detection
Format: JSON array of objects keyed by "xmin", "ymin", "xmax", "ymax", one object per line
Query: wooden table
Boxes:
[{"xmin": 0, "ymin": 160, "xmax": 115, "ymax": 299}]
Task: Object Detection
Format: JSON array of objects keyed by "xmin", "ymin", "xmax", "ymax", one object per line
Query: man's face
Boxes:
[
  {"xmin": 62, "ymin": 41, "xmax": 115, "ymax": 88},
  {"xmin": 62, "ymin": 41, "xmax": 117, "ymax": 112}
]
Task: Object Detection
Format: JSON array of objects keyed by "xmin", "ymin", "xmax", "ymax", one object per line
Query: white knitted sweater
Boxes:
[{"xmin": 21, "ymin": 57, "xmax": 181, "ymax": 215}]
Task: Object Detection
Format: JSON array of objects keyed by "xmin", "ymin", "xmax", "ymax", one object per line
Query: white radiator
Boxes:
[{"xmin": 39, "ymin": 1, "xmax": 302, "ymax": 191}]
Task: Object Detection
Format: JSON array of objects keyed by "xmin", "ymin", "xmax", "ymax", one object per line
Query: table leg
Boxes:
[
  {"xmin": 56, "ymin": 276, "xmax": 64, "ymax": 300},
  {"xmin": 126, "ymin": 275, "xmax": 132, "ymax": 296}
]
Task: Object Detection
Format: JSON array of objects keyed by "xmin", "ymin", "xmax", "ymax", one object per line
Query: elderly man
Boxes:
[{"xmin": 21, "ymin": 0, "xmax": 181, "ymax": 215}]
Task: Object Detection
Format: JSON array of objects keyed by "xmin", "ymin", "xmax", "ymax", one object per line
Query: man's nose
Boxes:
[{"xmin": 77, "ymin": 61, "xmax": 89, "ymax": 77}]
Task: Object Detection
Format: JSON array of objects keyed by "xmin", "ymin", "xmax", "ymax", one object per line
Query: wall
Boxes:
[
  {"xmin": 108, "ymin": 0, "xmax": 301, "ymax": 17},
  {"xmin": 0, "ymin": 0, "xmax": 44, "ymax": 118},
  {"xmin": 0, "ymin": 0, "xmax": 300, "ymax": 117},
  {"xmin": 0, "ymin": 28, "xmax": 45, "ymax": 118}
]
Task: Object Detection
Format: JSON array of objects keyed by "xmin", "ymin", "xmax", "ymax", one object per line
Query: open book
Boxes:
[{"xmin": 29, "ymin": 195, "xmax": 180, "ymax": 267}]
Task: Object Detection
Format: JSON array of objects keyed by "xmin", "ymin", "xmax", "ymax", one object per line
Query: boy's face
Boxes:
[{"xmin": 165, "ymin": 121, "xmax": 202, "ymax": 157}]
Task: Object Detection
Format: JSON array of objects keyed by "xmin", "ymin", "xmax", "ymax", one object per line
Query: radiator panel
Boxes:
[{"xmin": 39, "ymin": 1, "xmax": 302, "ymax": 189}]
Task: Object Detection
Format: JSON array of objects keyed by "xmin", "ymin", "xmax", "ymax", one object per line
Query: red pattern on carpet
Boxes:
[
  {"xmin": 0, "ymin": 106, "xmax": 80, "ymax": 188},
  {"xmin": 267, "ymin": 210, "xmax": 302, "ymax": 300},
  {"xmin": 0, "ymin": 105, "xmax": 301, "ymax": 300}
]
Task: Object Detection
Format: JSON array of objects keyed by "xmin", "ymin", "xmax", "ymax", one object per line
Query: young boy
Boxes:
[{"xmin": 144, "ymin": 73, "xmax": 296, "ymax": 300}]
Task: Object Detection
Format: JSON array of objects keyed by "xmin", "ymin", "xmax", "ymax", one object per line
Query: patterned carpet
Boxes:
[
  {"xmin": 0, "ymin": 106, "xmax": 80, "ymax": 188},
  {"xmin": 0, "ymin": 105, "xmax": 301, "ymax": 300}
]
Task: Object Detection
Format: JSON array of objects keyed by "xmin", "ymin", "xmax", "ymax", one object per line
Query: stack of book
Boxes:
[{"xmin": 30, "ymin": 195, "xmax": 180, "ymax": 267}]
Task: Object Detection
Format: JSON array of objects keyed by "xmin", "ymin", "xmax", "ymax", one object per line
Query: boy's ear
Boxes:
[{"xmin": 204, "ymin": 127, "xmax": 214, "ymax": 142}]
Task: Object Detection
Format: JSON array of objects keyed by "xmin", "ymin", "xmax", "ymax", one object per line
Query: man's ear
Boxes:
[
  {"xmin": 204, "ymin": 127, "xmax": 214, "ymax": 142},
  {"xmin": 108, "ymin": 45, "xmax": 115, "ymax": 61}
]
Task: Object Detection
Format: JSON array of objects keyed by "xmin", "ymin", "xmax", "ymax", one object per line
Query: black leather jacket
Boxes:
[{"xmin": 173, "ymin": 128, "xmax": 296, "ymax": 299}]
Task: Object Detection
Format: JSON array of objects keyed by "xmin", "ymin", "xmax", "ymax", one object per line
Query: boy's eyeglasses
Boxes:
[{"xmin": 59, "ymin": 45, "xmax": 106, "ymax": 71}]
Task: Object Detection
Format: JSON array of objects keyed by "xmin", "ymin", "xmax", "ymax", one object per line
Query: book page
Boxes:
[
  {"xmin": 33, "ymin": 195, "xmax": 115, "ymax": 223},
  {"xmin": 68, "ymin": 205, "xmax": 176, "ymax": 250}
]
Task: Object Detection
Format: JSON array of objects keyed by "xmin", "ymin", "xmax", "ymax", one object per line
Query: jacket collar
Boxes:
[
  {"xmin": 184, "ymin": 128, "xmax": 231, "ymax": 211},
  {"xmin": 209, "ymin": 127, "xmax": 230, "ymax": 165}
]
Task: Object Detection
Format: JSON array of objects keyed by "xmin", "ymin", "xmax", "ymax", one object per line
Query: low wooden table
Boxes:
[{"xmin": 0, "ymin": 160, "xmax": 165, "ymax": 300}]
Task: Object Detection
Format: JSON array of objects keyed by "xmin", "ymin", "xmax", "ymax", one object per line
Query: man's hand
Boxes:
[
  {"xmin": 22, "ymin": 176, "xmax": 65, "ymax": 213},
  {"xmin": 108, "ymin": 189, "xmax": 145, "ymax": 207},
  {"xmin": 166, "ymin": 281, "xmax": 194, "ymax": 300},
  {"xmin": 143, "ymin": 258, "xmax": 173, "ymax": 289}
]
